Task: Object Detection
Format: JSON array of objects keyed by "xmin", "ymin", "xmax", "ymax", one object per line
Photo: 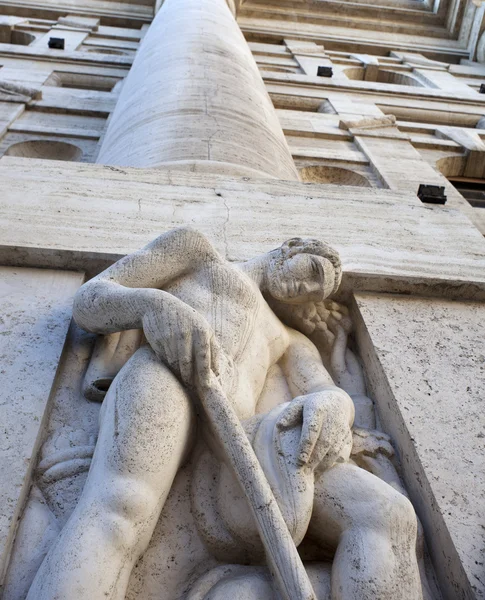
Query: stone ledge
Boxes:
[{"xmin": 0, "ymin": 157, "xmax": 484, "ymax": 300}]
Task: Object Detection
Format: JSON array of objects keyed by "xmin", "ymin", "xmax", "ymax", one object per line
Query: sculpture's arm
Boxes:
[
  {"xmin": 280, "ymin": 328, "xmax": 354, "ymax": 421},
  {"xmin": 277, "ymin": 328, "xmax": 354, "ymax": 469},
  {"xmin": 73, "ymin": 226, "xmax": 219, "ymax": 334}
]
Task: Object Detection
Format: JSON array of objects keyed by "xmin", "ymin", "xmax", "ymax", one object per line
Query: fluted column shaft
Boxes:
[{"xmin": 96, "ymin": 0, "xmax": 299, "ymax": 180}]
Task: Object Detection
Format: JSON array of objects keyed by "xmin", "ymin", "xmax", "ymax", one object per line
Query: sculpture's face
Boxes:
[{"xmin": 267, "ymin": 247, "xmax": 335, "ymax": 305}]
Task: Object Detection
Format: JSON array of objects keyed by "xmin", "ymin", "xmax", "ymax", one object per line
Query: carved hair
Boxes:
[{"xmin": 269, "ymin": 297, "xmax": 346, "ymax": 338}]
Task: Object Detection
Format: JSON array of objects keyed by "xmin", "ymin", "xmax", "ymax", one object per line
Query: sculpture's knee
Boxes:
[
  {"xmin": 97, "ymin": 477, "xmax": 160, "ymax": 551},
  {"xmin": 368, "ymin": 487, "xmax": 417, "ymax": 542},
  {"xmin": 204, "ymin": 573, "xmax": 273, "ymax": 600}
]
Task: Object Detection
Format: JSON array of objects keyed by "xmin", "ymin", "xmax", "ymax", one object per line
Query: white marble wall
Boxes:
[
  {"xmin": 0, "ymin": 267, "xmax": 83, "ymax": 582},
  {"xmin": 354, "ymin": 293, "xmax": 485, "ymax": 600}
]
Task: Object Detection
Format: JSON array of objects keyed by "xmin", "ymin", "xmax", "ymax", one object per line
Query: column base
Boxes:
[{"xmin": 155, "ymin": 160, "xmax": 281, "ymax": 180}]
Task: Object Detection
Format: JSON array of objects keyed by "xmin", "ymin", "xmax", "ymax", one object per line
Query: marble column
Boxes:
[{"xmin": 96, "ymin": 0, "xmax": 298, "ymax": 181}]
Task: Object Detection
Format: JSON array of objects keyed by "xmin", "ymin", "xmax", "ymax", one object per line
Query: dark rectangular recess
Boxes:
[
  {"xmin": 48, "ymin": 37, "xmax": 65, "ymax": 49},
  {"xmin": 417, "ymin": 184, "xmax": 447, "ymax": 205},
  {"xmin": 317, "ymin": 66, "xmax": 333, "ymax": 77}
]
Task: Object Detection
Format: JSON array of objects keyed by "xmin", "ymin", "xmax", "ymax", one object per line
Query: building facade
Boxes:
[{"xmin": 0, "ymin": 0, "xmax": 484, "ymax": 598}]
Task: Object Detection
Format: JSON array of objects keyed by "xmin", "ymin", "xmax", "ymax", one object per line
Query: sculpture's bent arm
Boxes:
[
  {"xmin": 278, "ymin": 329, "xmax": 355, "ymax": 467},
  {"xmin": 281, "ymin": 329, "xmax": 354, "ymax": 419},
  {"xmin": 73, "ymin": 227, "xmax": 220, "ymax": 334}
]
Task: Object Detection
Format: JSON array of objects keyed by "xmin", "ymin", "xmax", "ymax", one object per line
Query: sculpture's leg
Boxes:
[
  {"xmin": 309, "ymin": 463, "xmax": 423, "ymax": 600},
  {"xmin": 27, "ymin": 346, "xmax": 195, "ymax": 600}
]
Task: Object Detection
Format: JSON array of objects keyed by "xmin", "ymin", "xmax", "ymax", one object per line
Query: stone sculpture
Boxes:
[{"xmin": 25, "ymin": 226, "xmax": 423, "ymax": 600}]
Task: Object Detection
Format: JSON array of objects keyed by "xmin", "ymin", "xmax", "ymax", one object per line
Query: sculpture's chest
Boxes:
[{"xmin": 164, "ymin": 264, "xmax": 263, "ymax": 356}]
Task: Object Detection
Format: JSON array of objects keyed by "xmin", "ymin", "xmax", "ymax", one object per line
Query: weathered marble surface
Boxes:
[
  {"xmin": 0, "ymin": 267, "xmax": 84, "ymax": 582},
  {"xmin": 7, "ymin": 229, "xmax": 426, "ymax": 600},
  {"xmin": 0, "ymin": 158, "xmax": 485, "ymax": 300},
  {"xmin": 354, "ymin": 293, "xmax": 485, "ymax": 600}
]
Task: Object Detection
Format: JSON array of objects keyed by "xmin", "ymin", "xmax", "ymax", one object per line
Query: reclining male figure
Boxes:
[{"xmin": 27, "ymin": 226, "xmax": 423, "ymax": 600}]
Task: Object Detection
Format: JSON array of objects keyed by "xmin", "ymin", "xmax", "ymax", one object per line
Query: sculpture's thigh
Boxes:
[
  {"xmin": 308, "ymin": 462, "xmax": 416, "ymax": 548},
  {"xmin": 85, "ymin": 344, "xmax": 195, "ymax": 510},
  {"xmin": 23, "ymin": 346, "xmax": 196, "ymax": 600}
]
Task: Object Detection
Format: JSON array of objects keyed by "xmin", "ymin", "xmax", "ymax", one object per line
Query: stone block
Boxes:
[
  {"xmin": 0, "ymin": 267, "xmax": 84, "ymax": 582},
  {"xmin": 1, "ymin": 159, "xmax": 485, "ymax": 301},
  {"xmin": 353, "ymin": 292, "xmax": 485, "ymax": 600}
]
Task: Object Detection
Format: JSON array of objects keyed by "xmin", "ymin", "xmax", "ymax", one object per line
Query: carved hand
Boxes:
[
  {"xmin": 142, "ymin": 294, "xmax": 222, "ymax": 390},
  {"xmin": 276, "ymin": 389, "xmax": 353, "ymax": 472}
]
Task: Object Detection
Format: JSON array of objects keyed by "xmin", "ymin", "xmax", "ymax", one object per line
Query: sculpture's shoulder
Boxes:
[
  {"xmin": 277, "ymin": 325, "xmax": 334, "ymax": 394},
  {"xmin": 282, "ymin": 326, "xmax": 322, "ymax": 360},
  {"xmin": 171, "ymin": 224, "xmax": 211, "ymax": 243},
  {"xmin": 163, "ymin": 225, "xmax": 222, "ymax": 260}
]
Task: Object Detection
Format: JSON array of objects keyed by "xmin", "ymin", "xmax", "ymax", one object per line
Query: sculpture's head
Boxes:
[{"xmin": 266, "ymin": 237, "xmax": 342, "ymax": 304}]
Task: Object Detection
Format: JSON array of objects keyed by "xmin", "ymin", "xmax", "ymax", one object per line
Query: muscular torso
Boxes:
[{"xmin": 163, "ymin": 257, "xmax": 290, "ymax": 419}]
